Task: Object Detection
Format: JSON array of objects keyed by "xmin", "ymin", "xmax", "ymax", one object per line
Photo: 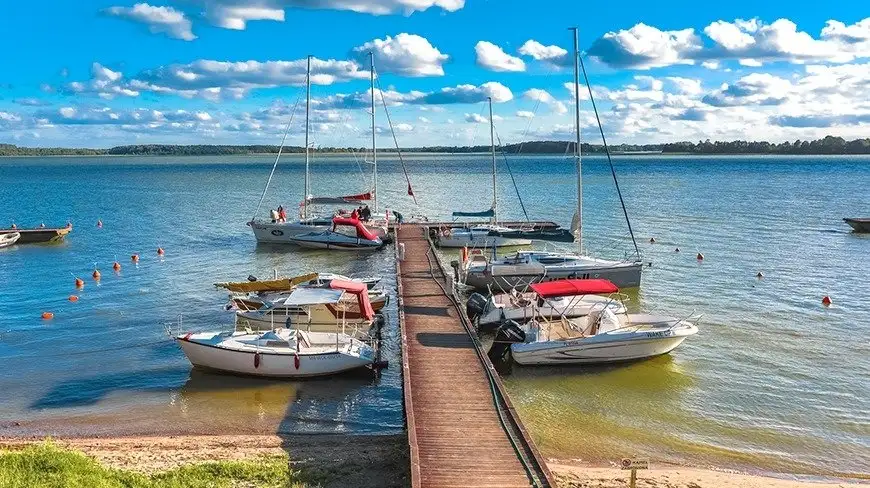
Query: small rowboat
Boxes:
[
  {"xmin": 0, "ymin": 226, "xmax": 71, "ymax": 243},
  {"xmin": 844, "ymin": 218, "xmax": 870, "ymax": 233},
  {"xmin": 0, "ymin": 232, "xmax": 21, "ymax": 248}
]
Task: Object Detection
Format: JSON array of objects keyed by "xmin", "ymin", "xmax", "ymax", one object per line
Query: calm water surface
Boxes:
[{"xmin": 0, "ymin": 154, "xmax": 868, "ymax": 478}]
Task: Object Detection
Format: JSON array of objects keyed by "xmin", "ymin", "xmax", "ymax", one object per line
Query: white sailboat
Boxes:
[
  {"xmin": 248, "ymin": 55, "xmax": 387, "ymax": 243},
  {"xmin": 461, "ymin": 29, "xmax": 643, "ymax": 290},
  {"xmin": 437, "ymin": 97, "xmax": 533, "ymax": 249}
]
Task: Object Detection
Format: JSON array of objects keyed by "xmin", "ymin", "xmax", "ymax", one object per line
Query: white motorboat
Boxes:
[
  {"xmin": 176, "ymin": 279, "xmax": 378, "ymax": 378},
  {"xmin": 462, "ymin": 250, "xmax": 643, "ymax": 291},
  {"xmin": 234, "ymin": 281, "xmax": 387, "ymax": 334},
  {"xmin": 488, "ymin": 280, "xmax": 699, "ymax": 366},
  {"xmin": 467, "ymin": 279, "xmax": 627, "ymax": 330},
  {"xmin": 460, "ymin": 30, "xmax": 643, "ymax": 290},
  {"xmin": 437, "ymin": 98, "xmax": 532, "ymax": 249},
  {"xmin": 0, "ymin": 232, "xmax": 20, "ymax": 249},
  {"xmin": 177, "ymin": 328, "xmax": 375, "ymax": 378},
  {"xmin": 289, "ymin": 217, "xmax": 383, "ymax": 251}
]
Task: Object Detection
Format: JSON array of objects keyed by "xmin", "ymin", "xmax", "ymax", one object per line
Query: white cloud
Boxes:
[
  {"xmin": 351, "ymin": 33, "xmax": 448, "ymax": 77},
  {"xmin": 202, "ymin": 0, "xmax": 464, "ymax": 29},
  {"xmin": 739, "ymin": 59, "xmax": 763, "ymax": 67},
  {"xmin": 589, "ymin": 17, "xmax": 870, "ymax": 69},
  {"xmin": 105, "ymin": 3, "xmax": 196, "ymax": 41},
  {"xmin": 702, "ymin": 73, "xmax": 792, "ymax": 107},
  {"xmin": 523, "ymin": 88, "xmax": 567, "ymax": 114},
  {"xmin": 315, "ymin": 82, "xmax": 512, "ymax": 109},
  {"xmin": 475, "ymin": 41, "xmax": 526, "ymax": 72},
  {"xmin": 61, "ymin": 63, "xmax": 140, "ymax": 99},
  {"xmin": 418, "ymin": 116, "xmax": 430, "ymax": 123},
  {"xmin": 666, "ymin": 77, "xmax": 703, "ymax": 95},
  {"xmin": 702, "ymin": 60, "xmax": 720, "ymax": 69},
  {"xmin": 588, "ymin": 23, "xmax": 702, "ymax": 69},
  {"xmin": 465, "ymin": 113, "xmax": 487, "ymax": 123},
  {"xmin": 518, "ymin": 40, "xmax": 569, "ymax": 65},
  {"xmin": 516, "ymin": 110, "xmax": 535, "ymax": 118}
]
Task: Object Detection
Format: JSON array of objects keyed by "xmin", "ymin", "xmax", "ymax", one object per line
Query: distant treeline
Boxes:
[{"xmin": 3, "ymin": 136, "xmax": 870, "ymax": 156}]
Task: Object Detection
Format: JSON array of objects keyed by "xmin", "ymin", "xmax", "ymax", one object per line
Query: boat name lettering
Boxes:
[
  {"xmin": 271, "ymin": 230, "xmax": 284, "ymax": 236},
  {"xmin": 645, "ymin": 331, "xmax": 673, "ymax": 338}
]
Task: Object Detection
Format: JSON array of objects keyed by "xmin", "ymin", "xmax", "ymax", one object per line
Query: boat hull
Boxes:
[
  {"xmin": 844, "ymin": 218, "xmax": 870, "ymax": 233},
  {"xmin": 477, "ymin": 295, "xmax": 626, "ymax": 329},
  {"xmin": 0, "ymin": 228, "xmax": 70, "ymax": 244},
  {"xmin": 249, "ymin": 220, "xmax": 330, "ymax": 243},
  {"xmin": 511, "ymin": 334, "xmax": 690, "ymax": 365},
  {"xmin": 465, "ymin": 261, "xmax": 643, "ymax": 292},
  {"xmin": 437, "ymin": 234, "xmax": 532, "ymax": 248},
  {"xmin": 177, "ymin": 338, "xmax": 372, "ymax": 378}
]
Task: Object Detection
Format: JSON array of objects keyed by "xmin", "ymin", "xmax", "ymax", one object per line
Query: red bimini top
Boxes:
[
  {"xmin": 329, "ymin": 279, "xmax": 374, "ymax": 321},
  {"xmin": 331, "ymin": 217, "xmax": 379, "ymax": 241},
  {"xmin": 529, "ymin": 279, "xmax": 619, "ymax": 298}
]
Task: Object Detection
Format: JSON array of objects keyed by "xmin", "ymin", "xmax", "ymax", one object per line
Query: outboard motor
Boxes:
[
  {"xmin": 465, "ymin": 292, "xmax": 489, "ymax": 321},
  {"xmin": 247, "ymin": 274, "xmax": 258, "ymax": 282},
  {"xmin": 487, "ymin": 319, "xmax": 526, "ymax": 366}
]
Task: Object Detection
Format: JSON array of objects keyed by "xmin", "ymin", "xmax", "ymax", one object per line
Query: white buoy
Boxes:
[{"xmin": 398, "ymin": 242, "xmax": 406, "ymax": 261}]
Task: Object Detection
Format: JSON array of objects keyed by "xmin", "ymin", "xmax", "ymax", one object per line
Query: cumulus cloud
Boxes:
[
  {"xmin": 351, "ymin": 34, "xmax": 448, "ymax": 77},
  {"xmin": 201, "ymin": 0, "xmax": 464, "ymax": 29},
  {"xmin": 523, "ymin": 88, "xmax": 567, "ymax": 114},
  {"xmin": 0, "ymin": 111, "xmax": 24, "ymax": 130},
  {"xmin": 36, "ymin": 106, "xmax": 214, "ymax": 126},
  {"xmin": 770, "ymin": 113, "xmax": 870, "ymax": 128},
  {"xmin": 666, "ymin": 77, "xmax": 702, "ymax": 95},
  {"xmin": 516, "ymin": 110, "xmax": 535, "ymax": 118},
  {"xmin": 418, "ymin": 82, "xmax": 513, "ymax": 104},
  {"xmin": 465, "ymin": 113, "xmax": 487, "ymax": 123},
  {"xmin": 475, "ymin": 41, "xmax": 525, "ymax": 72},
  {"xmin": 105, "ymin": 3, "xmax": 196, "ymax": 40},
  {"xmin": 61, "ymin": 63, "xmax": 140, "ymax": 99},
  {"xmin": 518, "ymin": 40, "xmax": 570, "ymax": 65},
  {"xmin": 702, "ymin": 73, "xmax": 791, "ymax": 106},
  {"xmin": 312, "ymin": 82, "xmax": 512, "ymax": 110},
  {"xmin": 13, "ymin": 98, "xmax": 50, "ymax": 106},
  {"xmin": 589, "ymin": 17, "xmax": 870, "ymax": 69}
]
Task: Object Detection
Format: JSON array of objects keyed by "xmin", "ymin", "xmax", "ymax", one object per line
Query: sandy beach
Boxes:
[{"xmin": 1, "ymin": 435, "xmax": 866, "ymax": 487}]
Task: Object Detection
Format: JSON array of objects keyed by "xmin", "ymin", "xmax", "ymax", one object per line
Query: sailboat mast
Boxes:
[
  {"xmin": 370, "ymin": 52, "xmax": 378, "ymax": 213},
  {"xmin": 488, "ymin": 97, "xmax": 497, "ymax": 224},
  {"xmin": 571, "ymin": 27, "xmax": 583, "ymax": 251},
  {"xmin": 303, "ymin": 55, "xmax": 311, "ymax": 219}
]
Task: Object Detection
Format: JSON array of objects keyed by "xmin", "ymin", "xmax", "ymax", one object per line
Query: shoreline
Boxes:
[{"xmin": 1, "ymin": 435, "xmax": 866, "ymax": 487}]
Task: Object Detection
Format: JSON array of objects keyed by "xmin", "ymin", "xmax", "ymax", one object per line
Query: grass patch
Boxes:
[{"xmin": 0, "ymin": 442, "xmax": 310, "ymax": 488}]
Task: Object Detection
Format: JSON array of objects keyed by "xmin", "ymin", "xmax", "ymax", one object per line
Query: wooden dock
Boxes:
[{"xmin": 396, "ymin": 224, "xmax": 554, "ymax": 488}]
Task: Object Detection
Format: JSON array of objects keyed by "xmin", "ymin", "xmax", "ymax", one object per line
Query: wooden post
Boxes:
[{"xmin": 629, "ymin": 469, "xmax": 636, "ymax": 488}]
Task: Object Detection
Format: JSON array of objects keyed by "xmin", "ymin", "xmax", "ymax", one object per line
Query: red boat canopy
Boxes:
[
  {"xmin": 529, "ymin": 279, "xmax": 619, "ymax": 298},
  {"xmin": 331, "ymin": 217, "xmax": 379, "ymax": 241},
  {"xmin": 329, "ymin": 279, "xmax": 374, "ymax": 321}
]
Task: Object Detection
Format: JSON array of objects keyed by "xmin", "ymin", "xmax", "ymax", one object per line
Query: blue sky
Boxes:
[{"xmin": 1, "ymin": 0, "xmax": 869, "ymax": 147}]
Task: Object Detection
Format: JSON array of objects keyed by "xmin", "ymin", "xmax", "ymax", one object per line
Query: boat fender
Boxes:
[
  {"xmin": 254, "ymin": 352, "xmax": 261, "ymax": 369},
  {"xmin": 294, "ymin": 354, "xmax": 300, "ymax": 370}
]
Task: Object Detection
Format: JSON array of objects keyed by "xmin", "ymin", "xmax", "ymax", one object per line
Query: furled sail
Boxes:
[
  {"xmin": 304, "ymin": 191, "xmax": 372, "ymax": 205},
  {"xmin": 451, "ymin": 208, "xmax": 495, "ymax": 218},
  {"xmin": 215, "ymin": 272, "xmax": 318, "ymax": 293}
]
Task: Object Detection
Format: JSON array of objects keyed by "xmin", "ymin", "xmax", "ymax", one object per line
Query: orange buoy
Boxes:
[
  {"xmin": 131, "ymin": 254, "xmax": 140, "ymax": 263},
  {"xmin": 697, "ymin": 253, "xmax": 704, "ymax": 260},
  {"xmin": 68, "ymin": 295, "xmax": 79, "ymax": 302},
  {"xmin": 75, "ymin": 277, "xmax": 85, "ymax": 288},
  {"xmin": 97, "ymin": 219, "xmax": 103, "ymax": 228},
  {"xmin": 822, "ymin": 296, "xmax": 832, "ymax": 306},
  {"xmin": 92, "ymin": 269, "xmax": 101, "ymax": 280},
  {"xmin": 649, "ymin": 237, "xmax": 656, "ymax": 243},
  {"xmin": 157, "ymin": 247, "xmax": 165, "ymax": 256},
  {"xmin": 41, "ymin": 312, "xmax": 54, "ymax": 320},
  {"xmin": 113, "ymin": 261, "xmax": 121, "ymax": 272}
]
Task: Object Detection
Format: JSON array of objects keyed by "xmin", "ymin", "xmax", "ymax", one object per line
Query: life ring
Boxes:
[{"xmin": 441, "ymin": 226, "xmax": 451, "ymax": 238}]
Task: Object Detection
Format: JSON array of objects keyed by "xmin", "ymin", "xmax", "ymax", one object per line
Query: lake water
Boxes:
[{"xmin": 0, "ymin": 154, "xmax": 868, "ymax": 479}]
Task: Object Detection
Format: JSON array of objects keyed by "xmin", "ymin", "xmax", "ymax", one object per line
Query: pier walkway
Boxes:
[{"xmin": 395, "ymin": 224, "xmax": 554, "ymax": 488}]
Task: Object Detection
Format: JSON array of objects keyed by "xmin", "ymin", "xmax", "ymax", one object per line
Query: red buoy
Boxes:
[
  {"xmin": 97, "ymin": 219, "xmax": 103, "ymax": 228},
  {"xmin": 75, "ymin": 277, "xmax": 84, "ymax": 288},
  {"xmin": 157, "ymin": 247, "xmax": 165, "ymax": 256},
  {"xmin": 294, "ymin": 354, "xmax": 300, "ymax": 370},
  {"xmin": 131, "ymin": 254, "xmax": 139, "ymax": 263},
  {"xmin": 68, "ymin": 295, "xmax": 79, "ymax": 302},
  {"xmin": 113, "ymin": 261, "xmax": 121, "ymax": 272},
  {"xmin": 41, "ymin": 312, "xmax": 54, "ymax": 320},
  {"xmin": 822, "ymin": 296, "xmax": 832, "ymax": 306},
  {"xmin": 92, "ymin": 269, "xmax": 101, "ymax": 281},
  {"xmin": 697, "ymin": 253, "xmax": 704, "ymax": 260},
  {"xmin": 254, "ymin": 352, "xmax": 261, "ymax": 369}
]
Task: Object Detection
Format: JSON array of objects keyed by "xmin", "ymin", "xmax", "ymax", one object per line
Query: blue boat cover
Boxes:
[{"xmin": 452, "ymin": 208, "xmax": 495, "ymax": 218}]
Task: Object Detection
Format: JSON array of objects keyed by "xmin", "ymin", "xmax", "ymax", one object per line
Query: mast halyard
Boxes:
[
  {"xmin": 488, "ymin": 97, "xmax": 497, "ymax": 225},
  {"xmin": 571, "ymin": 27, "xmax": 583, "ymax": 253},
  {"xmin": 370, "ymin": 52, "xmax": 378, "ymax": 214},
  {"xmin": 303, "ymin": 55, "xmax": 311, "ymax": 220}
]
